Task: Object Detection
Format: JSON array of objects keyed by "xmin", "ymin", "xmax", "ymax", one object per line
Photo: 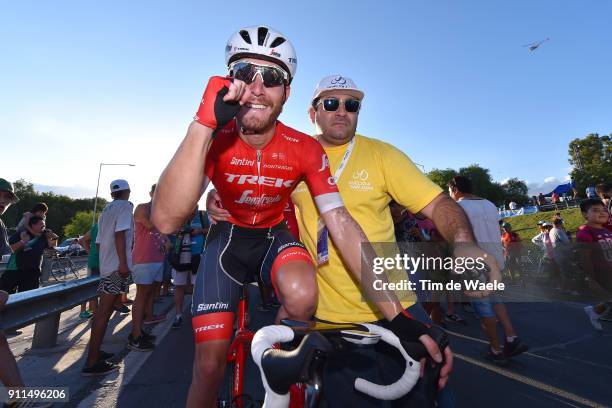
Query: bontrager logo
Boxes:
[
  {"xmin": 194, "ymin": 324, "xmax": 225, "ymax": 333},
  {"xmin": 263, "ymin": 163, "xmax": 293, "ymax": 171},
  {"xmin": 196, "ymin": 302, "xmax": 229, "ymax": 312},
  {"xmin": 231, "ymin": 157, "xmax": 255, "ymax": 166},
  {"xmin": 224, "ymin": 174, "xmax": 294, "ymax": 188},
  {"xmin": 283, "ymin": 134, "xmax": 299, "ymax": 143}
]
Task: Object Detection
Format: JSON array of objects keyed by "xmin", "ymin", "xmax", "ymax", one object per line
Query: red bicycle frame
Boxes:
[
  {"xmin": 225, "ymin": 286, "xmax": 254, "ymax": 408},
  {"xmin": 224, "ymin": 285, "xmax": 306, "ymax": 408}
]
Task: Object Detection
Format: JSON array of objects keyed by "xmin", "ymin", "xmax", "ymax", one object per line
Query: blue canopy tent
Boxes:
[{"xmin": 548, "ymin": 180, "xmax": 576, "ymax": 196}]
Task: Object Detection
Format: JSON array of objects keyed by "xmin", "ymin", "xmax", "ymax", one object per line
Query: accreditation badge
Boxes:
[{"xmin": 316, "ymin": 218, "xmax": 329, "ymax": 266}]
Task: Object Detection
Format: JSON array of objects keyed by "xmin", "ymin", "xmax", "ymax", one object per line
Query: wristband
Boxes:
[
  {"xmin": 194, "ymin": 76, "xmax": 241, "ymax": 134},
  {"xmin": 388, "ymin": 310, "xmax": 429, "ymax": 342}
]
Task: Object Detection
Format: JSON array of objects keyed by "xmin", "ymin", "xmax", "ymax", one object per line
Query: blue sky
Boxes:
[{"xmin": 2, "ymin": 1, "xmax": 611, "ymax": 205}]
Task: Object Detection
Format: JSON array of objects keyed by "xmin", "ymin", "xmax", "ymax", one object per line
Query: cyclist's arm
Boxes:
[
  {"xmin": 321, "ymin": 206, "xmax": 405, "ymax": 321},
  {"xmin": 153, "ymin": 77, "xmax": 248, "ymax": 234},
  {"xmin": 152, "ymin": 122, "xmax": 214, "ymax": 234}
]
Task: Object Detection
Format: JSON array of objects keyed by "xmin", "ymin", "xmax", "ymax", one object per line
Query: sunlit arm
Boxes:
[
  {"xmin": 152, "ymin": 122, "xmax": 214, "ymax": 233},
  {"xmin": 321, "ymin": 206, "xmax": 405, "ymax": 321}
]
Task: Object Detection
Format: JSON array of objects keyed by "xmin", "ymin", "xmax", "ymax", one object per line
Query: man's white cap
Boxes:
[
  {"xmin": 537, "ymin": 220, "xmax": 545, "ymax": 225},
  {"xmin": 110, "ymin": 179, "xmax": 130, "ymax": 192},
  {"xmin": 311, "ymin": 75, "xmax": 364, "ymax": 104}
]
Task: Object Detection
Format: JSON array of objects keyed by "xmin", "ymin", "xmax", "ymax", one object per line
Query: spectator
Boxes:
[
  {"xmin": 16, "ymin": 202, "xmax": 49, "ymax": 233},
  {"xmin": 551, "ymin": 192, "xmax": 560, "ymax": 208},
  {"xmin": 78, "ymin": 223, "xmax": 100, "ymax": 319},
  {"xmin": 172, "ymin": 206, "xmax": 208, "ymax": 329},
  {"xmin": 531, "ymin": 195, "xmax": 538, "ymax": 206},
  {"xmin": 2, "ymin": 216, "xmax": 57, "ymax": 293},
  {"xmin": 549, "ymin": 218, "xmax": 576, "ymax": 295},
  {"xmin": 509, "ymin": 201, "xmax": 517, "ymax": 211},
  {"xmin": 83, "ymin": 179, "xmax": 134, "ymax": 376},
  {"xmin": 595, "ymin": 182, "xmax": 612, "ymax": 231},
  {"xmin": 537, "ymin": 193, "xmax": 546, "ymax": 206},
  {"xmin": 130, "ymin": 183, "xmax": 167, "ymax": 351},
  {"xmin": 449, "ymin": 176, "xmax": 528, "ymax": 363},
  {"xmin": 576, "ymin": 198, "xmax": 612, "ymax": 329},
  {"xmin": 0, "ymin": 291, "xmax": 27, "ymax": 401},
  {"xmin": 0, "ymin": 178, "xmax": 19, "ymax": 257},
  {"xmin": 501, "ymin": 222, "xmax": 522, "ymax": 282},
  {"xmin": 0, "ymin": 181, "xmax": 30, "ymax": 400},
  {"xmin": 586, "ymin": 186, "xmax": 597, "ymax": 199}
]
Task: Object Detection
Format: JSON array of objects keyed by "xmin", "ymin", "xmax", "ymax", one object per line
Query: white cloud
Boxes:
[{"xmin": 527, "ymin": 176, "xmax": 570, "ymax": 197}]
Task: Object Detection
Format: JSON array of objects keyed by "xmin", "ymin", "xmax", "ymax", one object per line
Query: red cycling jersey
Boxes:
[{"xmin": 205, "ymin": 120, "xmax": 342, "ymax": 228}]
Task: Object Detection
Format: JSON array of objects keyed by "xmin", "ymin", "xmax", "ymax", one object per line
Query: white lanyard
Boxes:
[{"xmin": 329, "ymin": 137, "xmax": 355, "ymax": 183}]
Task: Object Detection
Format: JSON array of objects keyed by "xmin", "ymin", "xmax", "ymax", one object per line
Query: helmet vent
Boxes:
[
  {"xmin": 257, "ymin": 26, "xmax": 269, "ymax": 46},
  {"xmin": 270, "ymin": 37, "xmax": 286, "ymax": 48},
  {"xmin": 239, "ymin": 30, "xmax": 252, "ymax": 44}
]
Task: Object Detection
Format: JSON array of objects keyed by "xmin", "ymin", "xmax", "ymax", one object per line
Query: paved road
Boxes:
[
  {"xmin": 6, "ymin": 283, "xmax": 611, "ymax": 407},
  {"xmin": 111, "ymin": 285, "xmax": 612, "ymax": 407}
]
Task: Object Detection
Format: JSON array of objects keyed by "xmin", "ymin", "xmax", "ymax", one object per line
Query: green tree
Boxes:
[
  {"xmin": 568, "ymin": 133, "xmax": 612, "ymax": 195},
  {"xmin": 457, "ymin": 164, "xmax": 505, "ymax": 205},
  {"xmin": 427, "ymin": 168, "xmax": 457, "ymax": 190},
  {"xmin": 64, "ymin": 211, "xmax": 95, "ymax": 238},
  {"xmin": 427, "ymin": 164, "xmax": 525, "ymax": 206},
  {"xmin": 501, "ymin": 178, "xmax": 529, "ymax": 206},
  {"xmin": 3, "ymin": 179, "xmax": 106, "ymax": 239}
]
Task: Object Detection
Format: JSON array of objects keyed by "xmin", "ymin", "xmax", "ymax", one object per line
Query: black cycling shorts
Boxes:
[{"xmin": 191, "ymin": 221, "xmax": 311, "ymax": 343}]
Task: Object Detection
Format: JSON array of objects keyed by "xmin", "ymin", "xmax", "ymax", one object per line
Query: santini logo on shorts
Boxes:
[
  {"xmin": 196, "ymin": 302, "xmax": 229, "ymax": 312},
  {"xmin": 224, "ymin": 174, "xmax": 294, "ymax": 188}
]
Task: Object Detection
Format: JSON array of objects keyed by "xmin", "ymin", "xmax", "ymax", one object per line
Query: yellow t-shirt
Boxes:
[{"xmin": 291, "ymin": 134, "xmax": 442, "ymax": 323}]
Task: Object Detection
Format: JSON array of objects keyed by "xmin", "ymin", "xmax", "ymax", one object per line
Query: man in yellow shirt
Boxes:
[{"xmin": 208, "ymin": 75, "xmax": 502, "ymax": 406}]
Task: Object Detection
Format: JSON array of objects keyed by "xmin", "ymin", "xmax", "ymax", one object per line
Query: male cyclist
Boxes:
[{"xmin": 154, "ymin": 26, "xmax": 451, "ymax": 408}]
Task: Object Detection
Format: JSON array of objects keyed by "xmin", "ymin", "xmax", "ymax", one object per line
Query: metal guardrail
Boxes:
[
  {"xmin": 1, "ymin": 255, "xmax": 88, "ymax": 279},
  {"xmin": 1, "ymin": 276, "xmax": 100, "ymax": 348}
]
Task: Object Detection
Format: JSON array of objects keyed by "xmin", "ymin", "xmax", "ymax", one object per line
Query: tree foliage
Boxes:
[
  {"xmin": 2, "ymin": 180, "xmax": 106, "ymax": 239},
  {"xmin": 427, "ymin": 164, "xmax": 528, "ymax": 207},
  {"xmin": 568, "ymin": 133, "xmax": 612, "ymax": 194},
  {"xmin": 64, "ymin": 211, "xmax": 95, "ymax": 238}
]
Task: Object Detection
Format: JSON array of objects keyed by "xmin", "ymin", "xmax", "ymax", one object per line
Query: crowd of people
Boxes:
[{"xmin": 0, "ymin": 23, "xmax": 611, "ymax": 408}]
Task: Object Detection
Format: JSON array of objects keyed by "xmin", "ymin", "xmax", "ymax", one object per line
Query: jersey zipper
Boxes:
[{"xmin": 252, "ymin": 149, "xmax": 262, "ymax": 225}]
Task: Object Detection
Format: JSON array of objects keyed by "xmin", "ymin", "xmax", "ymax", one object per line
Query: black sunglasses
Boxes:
[
  {"xmin": 317, "ymin": 98, "xmax": 361, "ymax": 113},
  {"xmin": 229, "ymin": 61, "xmax": 288, "ymax": 87}
]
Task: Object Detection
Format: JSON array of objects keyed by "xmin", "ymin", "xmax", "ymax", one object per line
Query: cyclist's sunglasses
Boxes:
[
  {"xmin": 316, "ymin": 98, "xmax": 361, "ymax": 113},
  {"xmin": 229, "ymin": 61, "xmax": 289, "ymax": 87}
]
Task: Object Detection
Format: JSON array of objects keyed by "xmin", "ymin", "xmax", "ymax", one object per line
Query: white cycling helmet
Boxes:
[{"xmin": 225, "ymin": 25, "xmax": 297, "ymax": 82}]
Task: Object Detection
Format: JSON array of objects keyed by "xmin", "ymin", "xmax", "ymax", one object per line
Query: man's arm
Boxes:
[
  {"xmin": 114, "ymin": 230, "xmax": 129, "ymax": 276},
  {"xmin": 78, "ymin": 230, "xmax": 91, "ymax": 252},
  {"xmin": 321, "ymin": 206, "xmax": 405, "ymax": 321},
  {"xmin": 419, "ymin": 193, "xmax": 502, "ymax": 283},
  {"xmin": 152, "ymin": 77, "xmax": 248, "ymax": 234},
  {"xmin": 418, "ymin": 193, "xmax": 474, "ymax": 243},
  {"xmin": 152, "ymin": 122, "xmax": 214, "ymax": 234}
]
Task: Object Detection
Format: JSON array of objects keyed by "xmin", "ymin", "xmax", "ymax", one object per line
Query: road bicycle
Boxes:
[
  {"xmin": 47, "ymin": 251, "xmax": 80, "ymax": 282},
  {"xmin": 217, "ymin": 283, "xmax": 447, "ymax": 408}
]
